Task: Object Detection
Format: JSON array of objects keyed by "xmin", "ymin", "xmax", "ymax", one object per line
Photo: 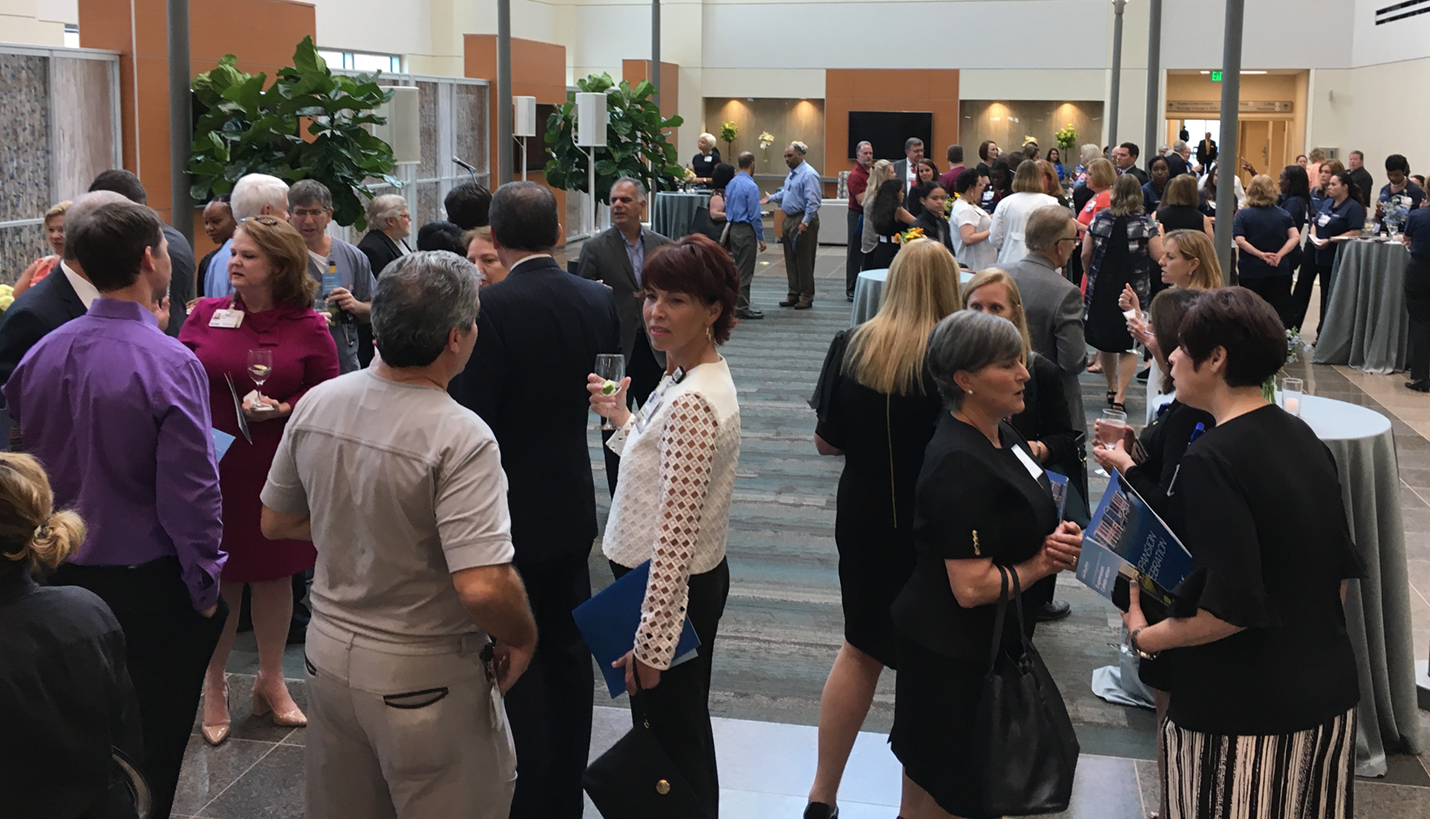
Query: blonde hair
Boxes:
[
  {"xmin": 1011, "ymin": 159, "xmax": 1044, "ymax": 193},
  {"xmin": 1085, "ymin": 159, "xmax": 1116, "ymax": 190},
  {"xmin": 1162, "ymin": 229, "xmax": 1222, "ymax": 290},
  {"xmin": 462, "ymin": 225, "xmax": 492, "ymax": 250},
  {"xmin": 963, "ymin": 269, "xmax": 1033, "ymax": 361},
  {"xmin": 1036, "ymin": 160, "xmax": 1059, "ymax": 195},
  {"xmin": 1079, "ymin": 144, "xmax": 1102, "ymax": 167},
  {"xmin": 1109, "ymin": 174, "xmax": 1144, "ymax": 217},
  {"xmin": 235, "ymin": 218, "xmax": 320, "ymax": 308},
  {"xmin": 1308, "ymin": 148, "xmax": 1327, "ymax": 163},
  {"xmin": 0, "ymin": 453, "xmax": 86, "ymax": 576},
  {"xmin": 44, "ymin": 200, "xmax": 71, "ymax": 224},
  {"xmin": 845, "ymin": 239, "xmax": 964, "ymax": 395},
  {"xmin": 864, "ymin": 159, "xmax": 894, "ymax": 207},
  {"xmin": 1246, "ymin": 174, "xmax": 1279, "ymax": 208}
]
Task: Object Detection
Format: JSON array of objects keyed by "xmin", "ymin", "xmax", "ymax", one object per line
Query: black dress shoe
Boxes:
[
  {"xmin": 1407, "ymin": 380, "xmax": 1430, "ymax": 393},
  {"xmin": 1035, "ymin": 600, "xmax": 1072, "ymax": 622},
  {"xmin": 735, "ymin": 308, "xmax": 764, "ymax": 320},
  {"xmin": 803, "ymin": 803, "xmax": 838, "ymax": 819},
  {"xmin": 793, "ymin": 301, "xmax": 813, "ymax": 310},
  {"xmin": 779, "ymin": 298, "xmax": 799, "ymax": 307}
]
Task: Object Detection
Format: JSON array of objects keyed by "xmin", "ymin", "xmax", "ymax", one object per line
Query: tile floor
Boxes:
[{"xmin": 169, "ymin": 239, "xmax": 1430, "ymax": 818}]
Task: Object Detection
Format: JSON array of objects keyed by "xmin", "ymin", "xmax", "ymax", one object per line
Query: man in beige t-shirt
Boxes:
[{"xmin": 261, "ymin": 251, "xmax": 536, "ymax": 819}]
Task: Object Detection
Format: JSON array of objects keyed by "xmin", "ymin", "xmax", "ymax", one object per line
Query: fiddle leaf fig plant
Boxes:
[
  {"xmin": 188, "ymin": 36, "xmax": 399, "ymax": 230},
  {"xmin": 543, "ymin": 72, "xmax": 684, "ymax": 205}
]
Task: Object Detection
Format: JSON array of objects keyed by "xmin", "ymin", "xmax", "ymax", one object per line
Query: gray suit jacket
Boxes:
[
  {"xmin": 576, "ymin": 226, "xmax": 672, "ymax": 365},
  {"xmin": 1006, "ymin": 252, "xmax": 1086, "ymax": 431}
]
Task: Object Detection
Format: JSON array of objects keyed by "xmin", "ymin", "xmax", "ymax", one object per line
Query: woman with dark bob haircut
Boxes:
[
  {"xmin": 1124, "ymin": 287, "xmax": 1364, "ymax": 819},
  {"xmin": 889, "ymin": 310, "xmax": 1082, "ymax": 818},
  {"xmin": 587, "ymin": 233, "xmax": 742, "ymax": 814}
]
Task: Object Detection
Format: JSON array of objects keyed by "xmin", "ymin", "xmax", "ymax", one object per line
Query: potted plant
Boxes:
[
  {"xmin": 544, "ymin": 73, "xmax": 684, "ymax": 203},
  {"xmin": 1055, "ymin": 123, "xmax": 1078, "ymax": 154},
  {"xmin": 187, "ymin": 36, "xmax": 399, "ymax": 230}
]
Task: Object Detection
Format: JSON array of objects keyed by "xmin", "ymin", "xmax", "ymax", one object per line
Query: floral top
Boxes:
[
  {"xmin": 603, "ymin": 358, "xmax": 741, "ymax": 669},
  {"xmin": 1085, "ymin": 210, "xmax": 1157, "ymax": 309}
]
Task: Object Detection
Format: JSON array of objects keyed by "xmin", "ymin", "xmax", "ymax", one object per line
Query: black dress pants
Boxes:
[
  {"xmin": 602, "ymin": 331, "xmax": 665, "ymax": 498},
  {"xmin": 1290, "ymin": 261, "xmax": 1332, "ymax": 334},
  {"xmin": 507, "ymin": 552, "xmax": 595, "ymax": 819},
  {"xmin": 1405, "ymin": 259, "xmax": 1430, "ymax": 381},
  {"xmin": 846, "ymin": 209, "xmax": 864, "ymax": 298},
  {"xmin": 1241, "ymin": 274, "xmax": 1293, "ymax": 328},
  {"xmin": 611, "ymin": 558, "xmax": 730, "ymax": 817},
  {"xmin": 50, "ymin": 558, "xmax": 227, "ymax": 819}
]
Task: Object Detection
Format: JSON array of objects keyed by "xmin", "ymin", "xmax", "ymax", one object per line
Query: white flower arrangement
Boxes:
[{"xmin": 758, "ymin": 131, "xmax": 776, "ymax": 150}]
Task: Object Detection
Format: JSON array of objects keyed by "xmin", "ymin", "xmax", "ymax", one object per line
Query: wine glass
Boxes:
[
  {"xmin": 594, "ymin": 354, "xmax": 626, "ymax": 431},
  {"xmin": 1094, "ymin": 408, "xmax": 1129, "ymax": 477},
  {"xmin": 247, "ymin": 349, "xmax": 273, "ymax": 407}
]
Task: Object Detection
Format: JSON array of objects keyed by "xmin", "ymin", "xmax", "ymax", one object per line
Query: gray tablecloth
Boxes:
[
  {"xmin": 1311, "ymin": 239, "xmax": 1411, "ymax": 374},
  {"xmin": 1295, "ymin": 394, "xmax": 1422, "ymax": 776},
  {"xmin": 651, "ymin": 191, "xmax": 710, "ymax": 240},
  {"xmin": 850, "ymin": 268, "xmax": 973, "ymax": 326}
]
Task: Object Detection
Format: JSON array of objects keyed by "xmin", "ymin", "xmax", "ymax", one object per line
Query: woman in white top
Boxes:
[
  {"xmin": 587, "ymin": 233, "xmax": 742, "ymax": 815},
  {"xmin": 950, "ymin": 168, "xmax": 997, "ymax": 271},
  {"xmin": 990, "ymin": 159, "xmax": 1060, "ymax": 265}
]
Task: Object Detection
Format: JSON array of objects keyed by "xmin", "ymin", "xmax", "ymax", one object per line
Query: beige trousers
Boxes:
[{"xmin": 304, "ymin": 618, "xmax": 517, "ymax": 819}]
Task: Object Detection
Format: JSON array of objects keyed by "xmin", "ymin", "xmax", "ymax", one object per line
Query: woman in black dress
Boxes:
[
  {"xmin": 805, "ymin": 239, "xmax": 964, "ymax": 819},
  {"xmin": 691, "ymin": 133, "xmax": 722, "ymax": 185},
  {"xmin": 891, "ymin": 310, "xmax": 1082, "ymax": 819},
  {"xmin": 1082, "ymin": 174, "xmax": 1164, "ymax": 411},
  {"xmin": 909, "ymin": 181, "xmax": 955, "ymax": 254},
  {"xmin": 1124, "ymin": 288, "xmax": 1363, "ymax": 819},
  {"xmin": 1155, "ymin": 174, "xmax": 1214, "ymax": 241},
  {"xmin": 861, "ymin": 179, "xmax": 911, "ymax": 271}
]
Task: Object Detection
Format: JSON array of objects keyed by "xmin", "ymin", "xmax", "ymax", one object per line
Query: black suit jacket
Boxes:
[
  {"xmin": 163, "ymin": 225, "xmax": 194, "ymax": 338},
  {"xmin": 449, "ymin": 256, "xmax": 621, "ymax": 563},
  {"xmin": 575, "ymin": 227, "xmax": 671, "ymax": 367},
  {"xmin": 1196, "ymin": 138, "xmax": 1218, "ymax": 168},
  {"xmin": 911, "ymin": 209, "xmax": 955, "ymax": 254},
  {"xmin": 0, "ymin": 266, "xmax": 87, "ymax": 388},
  {"xmin": 357, "ymin": 230, "xmax": 409, "ymax": 279}
]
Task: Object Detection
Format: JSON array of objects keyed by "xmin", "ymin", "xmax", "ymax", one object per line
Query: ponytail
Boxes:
[{"xmin": 0, "ymin": 454, "xmax": 85, "ymax": 576}]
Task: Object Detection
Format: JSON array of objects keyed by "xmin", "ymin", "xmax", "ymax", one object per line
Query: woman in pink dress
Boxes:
[{"xmin": 180, "ymin": 215, "xmax": 339, "ymax": 745}]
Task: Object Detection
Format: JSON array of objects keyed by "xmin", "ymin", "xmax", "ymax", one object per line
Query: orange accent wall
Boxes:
[
  {"xmin": 823, "ymin": 69, "xmax": 960, "ymax": 179},
  {"xmin": 622, "ymin": 59, "xmax": 679, "ymax": 148},
  {"xmin": 465, "ymin": 35, "xmax": 569, "ymax": 245},
  {"xmin": 79, "ymin": 0, "xmax": 316, "ymax": 253}
]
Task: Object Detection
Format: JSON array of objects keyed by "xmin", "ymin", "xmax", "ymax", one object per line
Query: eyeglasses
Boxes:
[
  {"xmin": 1058, "ymin": 235, "xmax": 1079, "ymax": 243},
  {"xmin": 291, "ymin": 208, "xmax": 330, "ymax": 218},
  {"xmin": 242, "ymin": 216, "xmax": 280, "ymax": 226}
]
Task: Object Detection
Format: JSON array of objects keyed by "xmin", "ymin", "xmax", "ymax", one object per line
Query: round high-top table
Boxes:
[
  {"xmin": 850, "ymin": 268, "xmax": 975, "ymax": 326},
  {"xmin": 1311, "ymin": 239, "xmax": 1411, "ymax": 374},
  {"xmin": 1287, "ymin": 393, "xmax": 1421, "ymax": 776}
]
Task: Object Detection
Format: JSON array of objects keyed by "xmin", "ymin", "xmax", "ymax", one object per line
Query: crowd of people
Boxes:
[{"xmin": 0, "ymin": 132, "xmax": 1407, "ymax": 819}]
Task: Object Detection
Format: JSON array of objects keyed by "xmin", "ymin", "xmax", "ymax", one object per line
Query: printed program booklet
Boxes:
[{"xmin": 1075, "ymin": 472, "xmax": 1193, "ymax": 620}]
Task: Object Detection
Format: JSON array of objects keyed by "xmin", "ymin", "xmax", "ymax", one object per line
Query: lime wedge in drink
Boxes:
[{"xmin": 601, "ymin": 380, "xmax": 619, "ymax": 395}]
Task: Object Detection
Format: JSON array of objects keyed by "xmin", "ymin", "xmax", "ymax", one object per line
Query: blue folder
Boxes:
[{"xmin": 573, "ymin": 560, "xmax": 702, "ymax": 698}]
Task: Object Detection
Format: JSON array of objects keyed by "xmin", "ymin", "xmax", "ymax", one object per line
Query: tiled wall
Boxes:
[{"xmin": 0, "ymin": 54, "xmax": 53, "ymax": 227}]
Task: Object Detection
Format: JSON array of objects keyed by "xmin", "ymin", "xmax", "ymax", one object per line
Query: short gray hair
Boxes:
[
  {"xmin": 1172, "ymin": 139, "xmax": 1189, "ymax": 153},
  {"xmin": 612, "ymin": 176, "xmax": 647, "ymax": 202},
  {"xmin": 789, "ymin": 141, "xmax": 808, "ymax": 155},
  {"xmin": 1024, "ymin": 205, "xmax": 1074, "ymax": 253},
  {"xmin": 371, "ymin": 251, "xmax": 481, "ymax": 368},
  {"xmin": 366, "ymin": 194, "xmax": 409, "ymax": 228},
  {"xmin": 927, "ymin": 310, "xmax": 1026, "ymax": 411},
  {"xmin": 288, "ymin": 179, "xmax": 333, "ymax": 211},
  {"xmin": 232, "ymin": 174, "xmax": 290, "ymax": 221}
]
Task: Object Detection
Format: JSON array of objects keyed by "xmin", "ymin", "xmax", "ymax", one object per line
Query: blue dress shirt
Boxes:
[
  {"xmin": 204, "ymin": 238, "xmax": 234, "ymax": 298},
  {"xmin": 724, "ymin": 173, "xmax": 764, "ymax": 242},
  {"xmin": 622, "ymin": 229, "xmax": 647, "ymax": 287},
  {"xmin": 768, "ymin": 160, "xmax": 822, "ymax": 224}
]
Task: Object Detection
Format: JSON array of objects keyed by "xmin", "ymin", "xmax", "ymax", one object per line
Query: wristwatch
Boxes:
[{"xmin": 1129, "ymin": 626, "xmax": 1159, "ymax": 661}]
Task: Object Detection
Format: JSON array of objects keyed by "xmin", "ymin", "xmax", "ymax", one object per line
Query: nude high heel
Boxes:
[
  {"xmin": 201, "ymin": 680, "xmax": 231, "ymax": 746},
  {"xmin": 252, "ymin": 686, "xmax": 307, "ymax": 727}
]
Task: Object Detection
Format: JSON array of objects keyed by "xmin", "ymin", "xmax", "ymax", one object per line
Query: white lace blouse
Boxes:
[{"xmin": 603, "ymin": 357, "xmax": 741, "ymax": 670}]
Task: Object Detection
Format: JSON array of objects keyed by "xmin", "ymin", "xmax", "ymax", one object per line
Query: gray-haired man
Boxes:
[
  {"xmin": 768, "ymin": 142, "xmax": 822, "ymax": 308},
  {"xmin": 289, "ymin": 179, "xmax": 377, "ymax": 372},
  {"xmin": 260, "ymin": 251, "xmax": 537, "ymax": 819}
]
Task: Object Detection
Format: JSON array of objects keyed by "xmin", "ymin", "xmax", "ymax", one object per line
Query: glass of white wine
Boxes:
[
  {"xmin": 248, "ymin": 349, "xmax": 274, "ymax": 411},
  {"xmin": 594, "ymin": 354, "xmax": 626, "ymax": 431}
]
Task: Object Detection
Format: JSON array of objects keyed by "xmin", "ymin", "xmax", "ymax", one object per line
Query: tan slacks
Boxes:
[{"xmin": 304, "ymin": 618, "xmax": 517, "ymax": 819}]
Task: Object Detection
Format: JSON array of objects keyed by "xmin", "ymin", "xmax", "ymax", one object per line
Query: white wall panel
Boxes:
[
  {"xmin": 1352, "ymin": 0, "xmax": 1430, "ymax": 67},
  {"xmin": 1159, "ymin": 0, "xmax": 1353, "ymax": 69}
]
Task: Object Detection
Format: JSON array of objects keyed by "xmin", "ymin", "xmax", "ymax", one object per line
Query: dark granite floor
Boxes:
[{"xmin": 173, "ymin": 240, "xmax": 1430, "ymax": 818}]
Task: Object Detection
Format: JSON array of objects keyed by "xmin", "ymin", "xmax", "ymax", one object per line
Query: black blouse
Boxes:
[
  {"xmin": 1009, "ymin": 352, "xmax": 1078, "ymax": 471},
  {"xmin": 1165, "ymin": 405, "xmax": 1365, "ymax": 735},
  {"xmin": 911, "ymin": 209, "xmax": 956, "ymax": 254},
  {"xmin": 1122, "ymin": 399, "xmax": 1214, "ymax": 519},
  {"xmin": 0, "ymin": 571, "xmax": 142, "ymax": 818},
  {"xmin": 692, "ymin": 148, "xmax": 722, "ymax": 182},
  {"xmin": 892, "ymin": 414, "xmax": 1059, "ymax": 661}
]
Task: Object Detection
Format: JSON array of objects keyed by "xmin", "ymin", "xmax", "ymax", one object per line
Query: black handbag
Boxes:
[
  {"xmin": 582, "ymin": 674, "xmax": 712, "ymax": 819},
  {"xmin": 974, "ymin": 565, "xmax": 1080, "ymax": 816},
  {"xmin": 688, "ymin": 204, "xmax": 726, "ymax": 243}
]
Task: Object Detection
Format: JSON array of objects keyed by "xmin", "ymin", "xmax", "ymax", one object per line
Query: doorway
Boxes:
[{"xmin": 1237, "ymin": 120, "xmax": 1291, "ymax": 182}]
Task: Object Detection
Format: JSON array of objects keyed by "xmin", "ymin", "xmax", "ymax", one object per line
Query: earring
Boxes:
[
  {"xmin": 966, "ymin": 389, "xmax": 973, "ymax": 395},
  {"xmin": 706, "ymin": 325, "xmax": 714, "ymax": 344}
]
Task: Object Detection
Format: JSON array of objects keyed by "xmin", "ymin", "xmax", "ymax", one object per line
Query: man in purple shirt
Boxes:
[{"xmin": 4, "ymin": 200, "xmax": 227, "ymax": 819}]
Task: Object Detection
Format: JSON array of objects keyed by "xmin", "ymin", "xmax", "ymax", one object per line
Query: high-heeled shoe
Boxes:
[
  {"xmin": 201, "ymin": 680, "xmax": 231, "ymax": 746},
  {"xmin": 252, "ymin": 686, "xmax": 307, "ymax": 727}
]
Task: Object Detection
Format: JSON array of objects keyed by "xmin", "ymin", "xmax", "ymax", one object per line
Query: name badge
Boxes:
[
  {"xmin": 1012, "ymin": 444, "xmax": 1046, "ymax": 483},
  {"xmin": 209, "ymin": 309, "xmax": 244, "ymax": 329},
  {"xmin": 1318, "ymin": 213, "xmax": 1331, "ymax": 227}
]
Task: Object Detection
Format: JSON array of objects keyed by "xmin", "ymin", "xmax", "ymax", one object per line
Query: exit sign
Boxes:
[{"xmin": 1210, "ymin": 70, "xmax": 1223, "ymax": 81}]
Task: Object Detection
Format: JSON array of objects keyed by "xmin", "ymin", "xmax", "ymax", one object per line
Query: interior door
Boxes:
[{"xmin": 1237, "ymin": 120, "xmax": 1271, "ymax": 184}]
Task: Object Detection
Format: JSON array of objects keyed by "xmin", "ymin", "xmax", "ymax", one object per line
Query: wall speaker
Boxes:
[
  {"xmin": 514, "ymin": 96, "xmax": 537, "ymax": 138},
  {"xmin": 373, "ymin": 86, "xmax": 420, "ymax": 165},
  {"xmin": 576, "ymin": 91, "xmax": 608, "ymax": 148}
]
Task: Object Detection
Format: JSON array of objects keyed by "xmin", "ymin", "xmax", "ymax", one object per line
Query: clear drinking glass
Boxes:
[
  {"xmin": 594, "ymin": 354, "xmax": 626, "ymax": 431},
  {"xmin": 1095, "ymin": 408, "xmax": 1129, "ymax": 476},
  {"xmin": 1281, "ymin": 377, "xmax": 1304, "ymax": 416},
  {"xmin": 247, "ymin": 349, "xmax": 273, "ymax": 404}
]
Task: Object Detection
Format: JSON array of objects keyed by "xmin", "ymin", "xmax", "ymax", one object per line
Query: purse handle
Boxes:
[{"xmin": 986, "ymin": 565, "xmax": 1031, "ymax": 670}]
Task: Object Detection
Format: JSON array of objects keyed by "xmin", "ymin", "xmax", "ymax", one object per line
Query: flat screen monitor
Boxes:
[{"xmin": 847, "ymin": 111, "xmax": 933, "ymax": 162}]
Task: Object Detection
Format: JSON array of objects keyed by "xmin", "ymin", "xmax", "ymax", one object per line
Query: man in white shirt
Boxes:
[
  {"xmin": 894, "ymin": 137, "xmax": 925, "ymax": 193},
  {"xmin": 261, "ymin": 250, "xmax": 537, "ymax": 819}
]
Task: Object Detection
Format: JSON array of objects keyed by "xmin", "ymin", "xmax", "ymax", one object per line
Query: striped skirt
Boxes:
[{"xmin": 1162, "ymin": 707, "xmax": 1356, "ymax": 819}]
